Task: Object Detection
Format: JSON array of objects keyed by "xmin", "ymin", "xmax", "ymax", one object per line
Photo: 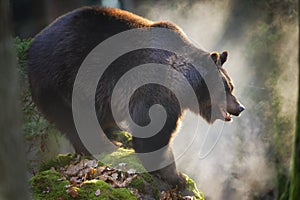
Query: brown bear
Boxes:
[{"xmin": 27, "ymin": 6, "xmax": 244, "ymax": 188}]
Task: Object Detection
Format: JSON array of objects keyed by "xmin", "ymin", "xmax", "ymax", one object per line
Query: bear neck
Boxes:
[{"xmin": 165, "ymin": 53, "xmax": 210, "ymax": 116}]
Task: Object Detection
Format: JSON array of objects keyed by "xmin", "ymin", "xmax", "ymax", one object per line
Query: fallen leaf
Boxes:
[
  {"xmin": 66, "ymin": 187, "xmax": 79, "ymax": 198},
  {"xmin": 160, "ymin": 191, "xmax": 167, "ymax": 200},
  {"xmin": 95, "ymin": 189, "xmax": 101, "ymax": 196},
  {"xmin": 129, "ymin": 188, "xmax": 141, "ymax": 199},
  {"xmin": 127, "ymin": 169, "xmax": 136, "ymax": 174},
  {"xmin": 111, "ymin": 173, "xmax": 118, "ymax": 180},
  {"xmin": 84, "ymin": 159, "xmax": 98, "ymax": 168},
  {"xmin": 97, "ymin": 166, "xmax": 106, "ymax": 174},
  {"xmin": 99, "ymin": 176, "xmax": 108, "ymax": 181}
]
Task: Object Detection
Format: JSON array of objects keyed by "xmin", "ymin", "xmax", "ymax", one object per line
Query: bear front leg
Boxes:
[
  {"xmin": 133, "ymin": 136, "xmax": 186, "ymax": 188},
  {"xmin": 152, "ymin": 146, "xmax": 186, "ymax": 189},
  {"xmin": 129, "ymin": 91, "xmax": 185, "ymax": 188}
]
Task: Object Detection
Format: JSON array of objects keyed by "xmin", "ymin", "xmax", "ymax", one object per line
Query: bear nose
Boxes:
[{"xmin": 238, "ymin": 105, "xmax": 245, "ymax": 113}]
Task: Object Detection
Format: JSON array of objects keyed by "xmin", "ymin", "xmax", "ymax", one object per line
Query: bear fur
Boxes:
[{"xmin": 28, "ymin": 6, "xmax": 244, "ymax": 188}]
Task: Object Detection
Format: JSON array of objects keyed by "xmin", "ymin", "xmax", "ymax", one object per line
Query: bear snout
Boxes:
[
  {"xmin": 228, "ymin": 103, "xmax": 245, "ymax": 116},
  {"xmin": 238, "ymin": 104, "xmax": 245, "ymax": 114}
]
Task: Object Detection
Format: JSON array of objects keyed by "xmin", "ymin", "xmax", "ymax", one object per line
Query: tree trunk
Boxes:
[
  {"xmin": 0, "ymin": 0, "xmax": 29, "ymax": 199},
  {"xmin": 289, "ymin": 43, "xmax": 300, "ymax": 200}
]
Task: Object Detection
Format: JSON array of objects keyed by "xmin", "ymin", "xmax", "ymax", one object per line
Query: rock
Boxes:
[{"xmin": 30, "ymin": 148, "xmax": 205, "ymax": 199}]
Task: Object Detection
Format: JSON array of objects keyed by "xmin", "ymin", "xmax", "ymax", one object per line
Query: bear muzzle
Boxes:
[
  {"xmin": 217, "ymin": 103, "xmax": 245, "ymax": 122},
  {"xmin": 227, "ymin": 103, "xmax": 245, "ymax": 118}
]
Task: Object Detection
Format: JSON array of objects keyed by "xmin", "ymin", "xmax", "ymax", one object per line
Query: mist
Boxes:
[{"xmin": 138, "ymin": 0, "xmax": 298, "ymax": 199}]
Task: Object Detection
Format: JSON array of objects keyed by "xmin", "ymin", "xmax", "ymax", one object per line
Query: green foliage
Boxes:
[
  {"xmin": 184, "ymin": 174, "xmax": 205, "ymax": 200},
  {"xmin": 14, "ymin": 37, "xmax": 32, "ymax": 78},
  {"xmin": 14, "ymin": 37, "xmax": 55, "ymax": 138}
]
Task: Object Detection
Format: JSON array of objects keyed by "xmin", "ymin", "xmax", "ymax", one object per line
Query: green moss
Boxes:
[
  {"xmin": 140, "ymin": 173, "xmax": 160, "ymax": 199},
  {"xmin": 30, "ymin": 170, "xmax": 70, "ymax": 200},
  {"xmin": 39, "ymin": 153, "xmax": 77, "ymax": 171},
  {"xmin": 183, "ymin": 174, "xmax": 205, "ymax": 200},
  {"xmin": 99, "ymin": 148, "xmax": 146, "ymax": 172},
  {"xmin": 128, "ymin": 177, "xmax": 145, "ymax": 191},
  {"xmin": 107, "ymin": 131, "xmax": 133, "ymax": 148},
  {"xmin": 141, "ymin": 172, "xmax": 155, "ymax": 185},
  {"xmin": 78, "ymin": 180, "xmax": 137, "ymax": 200},
  {"xmin": 30, "ymin": 170, "xmax": 137, "ymax": 200}
]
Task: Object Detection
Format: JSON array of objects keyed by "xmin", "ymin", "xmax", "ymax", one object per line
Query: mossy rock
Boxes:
[
  {"xmin": 30, "ymin": 169, "xmax": 71, "ymax": 200},
  {"xmin": 99, "ymin": 149, "xmax": 204, "ymax": 199},
  {"xmin": 99, "ymin": 148, "xmax": 160, "ymax": 198},
  {"xmin": 30, "ymin": 170, "xmax": 136, "ymax": 200},
  {"xmin": 31, "ymin": 150, "xmax": 205, "ymax": 199}
]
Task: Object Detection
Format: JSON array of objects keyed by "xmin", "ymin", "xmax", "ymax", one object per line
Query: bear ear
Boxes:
[
  {"xmin": 210, "ymin": 52, "xmax": 219, "ymax": 65},
  {"xmin": 220, "ymin": 51, "xmax": 228, "ymax": 65}
]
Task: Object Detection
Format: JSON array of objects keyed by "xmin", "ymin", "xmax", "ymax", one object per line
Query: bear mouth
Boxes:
[{"xmin": 218, "ymin": 106, "xmax": 232, "ymax": 122}]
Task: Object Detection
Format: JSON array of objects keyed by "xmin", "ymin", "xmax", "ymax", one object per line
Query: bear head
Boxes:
[{"xmin": 199, "ymin": 51, "xmax": 245, "ymax": 123}]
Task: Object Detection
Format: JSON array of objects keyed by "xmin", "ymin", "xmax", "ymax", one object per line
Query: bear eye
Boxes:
[{"xmin": 230, "ymin": 85, "xmax": 234, "ymax": 93}]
